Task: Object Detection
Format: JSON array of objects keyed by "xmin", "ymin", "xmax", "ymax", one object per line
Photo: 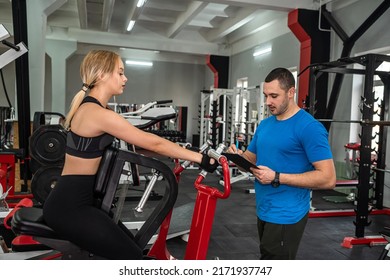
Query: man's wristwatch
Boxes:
[{"xmin": 271, "ymin": 172, "xmax": 280, "ymax": 188}]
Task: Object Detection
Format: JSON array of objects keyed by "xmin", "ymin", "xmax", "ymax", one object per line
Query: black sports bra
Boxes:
[{"xmin": 65, "ymin": 96, "xmax": 115, "ymax": 159}]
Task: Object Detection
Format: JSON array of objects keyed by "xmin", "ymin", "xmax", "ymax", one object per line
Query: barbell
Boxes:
[{"xmin": 317, "ymin": 119, "xmax": 390, "ymax": 126}]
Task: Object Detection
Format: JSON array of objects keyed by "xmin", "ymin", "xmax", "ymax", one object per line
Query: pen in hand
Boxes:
[{"xmin": 228, "ymin": 143, "xmax": 242, "ymax": 155}]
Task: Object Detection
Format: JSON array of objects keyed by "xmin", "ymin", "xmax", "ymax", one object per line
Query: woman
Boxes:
[{"xmin": 42, "ymin": 50, "xmax": 216, "ymax": 260}]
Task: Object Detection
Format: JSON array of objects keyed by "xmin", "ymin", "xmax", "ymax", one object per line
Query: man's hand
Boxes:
[
  {"xmin": 251, "ymin": 165, "xmax": 276, "ymax": 185},
  {"xmin": 226, "ymin": 143, "xmax": 243, "ymax": 155}
]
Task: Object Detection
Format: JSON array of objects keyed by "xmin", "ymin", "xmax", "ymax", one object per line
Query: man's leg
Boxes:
[{"xmin": 257, "ymin": 213, "xmax": 308, "ymax": 260}]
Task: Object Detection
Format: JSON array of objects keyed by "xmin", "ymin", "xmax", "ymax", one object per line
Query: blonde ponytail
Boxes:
[
  {"xmin": 64, "ymin": 89, "xmax": 86, "ymax": 130},
  {"xmin": 64, "ymin": 50, "xmax": 120, "ymax": 130}
]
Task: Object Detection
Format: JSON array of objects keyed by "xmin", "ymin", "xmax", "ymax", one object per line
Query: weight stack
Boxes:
[{"xmin": 29, "ymin": 124, "xmax": 67, "ymax": 205}]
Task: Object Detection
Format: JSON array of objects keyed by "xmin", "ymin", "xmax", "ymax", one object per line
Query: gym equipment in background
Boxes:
[
  {"xmin": 307, "ymin": 54, "xmax": 390, "ymax": 247},
  {"xmin": 28, "ymin": 112, "xmax": 66, "ymax": 205},
  {"xmin": 0, "ymin": 24, "xmax": 31, "ymax": 207}
]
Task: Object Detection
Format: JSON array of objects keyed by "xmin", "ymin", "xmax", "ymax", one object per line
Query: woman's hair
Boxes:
[
  {"xmin": 264, "ymin": 67, "xmax": 295, "ymax": 92},
  {"xmin": 64, "ymin": 50, "xmax": 120, "ymax": 129}
]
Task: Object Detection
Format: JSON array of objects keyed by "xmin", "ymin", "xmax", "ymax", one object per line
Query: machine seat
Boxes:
[{"xmin": 11, "ymin": 207, "xmax": 57, "ymax": 239}]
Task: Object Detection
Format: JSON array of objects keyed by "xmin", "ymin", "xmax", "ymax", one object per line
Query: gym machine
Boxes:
[
  {"xmin": 117, "ymin": 100, "xmax": 179, "ymax": 205},
  {"xmin": 0, "ymin": 100, "xmax": 173, "ymax": 256},
  {"xmin": 306, "ymin": 53, "xmax": 390, "ymax": 247},
  {"xmin": 148, "ymin": 144, "xmax": 230, "ymax": 260},
  {"xmin": 0, "ymin": 99, "xmax": 183, "ymax": 255},
  {"xmin": 4, "ymin": 100, "xmax": 206, "ymax": 252},
  {"xmin": 116, "ymin": 101, "xmax": 187, "ymax": 143},
  {"xmin": 7, "ymin": 143, "xmax": 231, "ymax": 260}
]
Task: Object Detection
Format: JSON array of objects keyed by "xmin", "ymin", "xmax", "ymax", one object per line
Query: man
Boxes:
[{"xmin": 227, "ymin": 67, "xmax": 336, "ymax": 259}]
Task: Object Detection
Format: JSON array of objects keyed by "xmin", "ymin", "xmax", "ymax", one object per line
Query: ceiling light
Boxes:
[
  {"xmin": 253, "ymin": 47, "xmax": 272, "ymax": 57},
  {"xmin": 127, "ymin": 20, "xmax": 135, "ymax": 31},
  {"xmin": 137, "ymin": 0, "xmax": 147, "ymax": 8},
  {"xmin": 126, "ymin": 60, "xmax": 153, "ymax": 67}
]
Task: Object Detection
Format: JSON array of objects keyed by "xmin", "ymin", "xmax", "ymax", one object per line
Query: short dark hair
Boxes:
[{"xmin": 264, "ymin": 68, "xmax": 295, "ymax": 91}]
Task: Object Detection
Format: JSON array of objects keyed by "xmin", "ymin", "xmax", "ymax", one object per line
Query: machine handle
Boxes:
[
  {"xmin": 194, "ymin": 147, "xmax": 231, "ymax": 199},
  {"xmin": 2, "ymin": 40, "xmax": 20, "ymax": 51},
  {"xmin": 174, "ymin": 139, "xmax": 213, "ymax": 176},
  {"xmin": 207, "ymin": 148, "xmax": 224, "ymax": 162}
]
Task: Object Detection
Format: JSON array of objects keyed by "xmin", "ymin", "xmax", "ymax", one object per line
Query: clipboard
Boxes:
[{"xmin": 222, "ymin": 153, "xmax": 259, "ymax": 173}]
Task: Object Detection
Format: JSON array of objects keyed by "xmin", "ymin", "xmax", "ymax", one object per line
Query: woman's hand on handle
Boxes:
[{"xmin": 199, "ymin": 153, "xmax": 218, "ymax": 173}]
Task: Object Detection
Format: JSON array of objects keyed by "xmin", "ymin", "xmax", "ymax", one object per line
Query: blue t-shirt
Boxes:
[{"xmin": 247, "ymin": 109, "xmax": 332, "ymax": 224}]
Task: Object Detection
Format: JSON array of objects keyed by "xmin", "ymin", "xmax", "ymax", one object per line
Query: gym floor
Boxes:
[{"xmin": 119, "ymin": 152, "xmax": 390, "ymax": 260}]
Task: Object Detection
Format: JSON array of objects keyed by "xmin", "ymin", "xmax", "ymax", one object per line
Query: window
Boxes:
[{"xmin": 236, "ymin": 77, "xmax": 248, "ymax": 89}]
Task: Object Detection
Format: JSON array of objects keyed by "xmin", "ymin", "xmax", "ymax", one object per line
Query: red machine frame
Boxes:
[{"xmin": 148, "ymin": 154, "xmax": 231, "ymax": 260}]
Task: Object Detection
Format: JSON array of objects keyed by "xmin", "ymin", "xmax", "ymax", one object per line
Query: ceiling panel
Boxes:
[{"xmin": 0, "ymin": 0, "xmax": 325, "ymax": 55}]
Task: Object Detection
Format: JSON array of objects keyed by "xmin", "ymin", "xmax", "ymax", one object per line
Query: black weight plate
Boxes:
[
  {"xmin": 31, "ymin": 165, "xmax": 62, "ymax": 204},
  {"xmin": 29, "ymin": 125, "xmax": 67, "ymax": 165}
]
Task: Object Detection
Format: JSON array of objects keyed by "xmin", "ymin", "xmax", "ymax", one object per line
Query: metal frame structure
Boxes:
[
  {"xmin": 308, "ymin": 53, "xmax": 390, "ymax": 241},
  {"xmin": 199, "ymin": 88, "xmax": 238, "ymax": 148},
  {"xmin": 199, "ymin": 87, "xmax": 265, "ymax": 149}
]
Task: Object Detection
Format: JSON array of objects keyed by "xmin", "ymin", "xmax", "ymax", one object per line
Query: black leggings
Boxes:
[{"xmin": 43, "ymin": 175, "xmax": 142, "ymax": 260}]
